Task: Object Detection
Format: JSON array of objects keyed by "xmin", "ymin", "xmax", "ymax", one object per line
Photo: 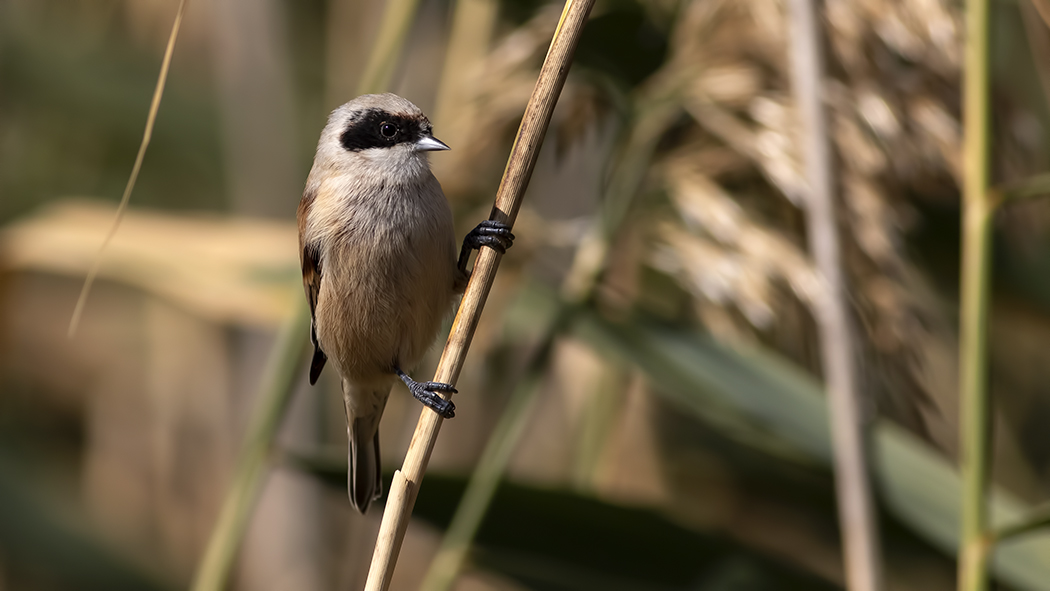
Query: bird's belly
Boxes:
[{"xmin": 315, "ymin": 234, "xmax": 455, "ymax": 383}]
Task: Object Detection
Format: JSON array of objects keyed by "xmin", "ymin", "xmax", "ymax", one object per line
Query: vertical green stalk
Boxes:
[
  {"xmin": 419, "ymin": 331, "xmax": 556, "ymax": 591},
  {"xmin": 958, "ymin": 202, "xmax": 994, "ymax": 591},
  {"xmin": 190, "ymin": 303, "xmax": 310, "ymax": 591},
  {"xmin": 958, "ymin": 0, "xmax": 994, "ymax": 585},
  {"xmin": 571, "ymin": 363, "xmax": 627, "ymax": 490}
]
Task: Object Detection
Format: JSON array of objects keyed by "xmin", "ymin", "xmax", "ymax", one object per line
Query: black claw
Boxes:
[
  {"xmin": 465, "ymin": 220, "xmax": 515, "ymax": 252},
  {"xmin": 459, "ymin": 220, "xmax": 515, "ymax": 274},
  {"xmin": 414, "ymin": 389, "xmax": 456, "ymax": 419},
  {"xmin": 470, "ymin": 234, "xmax": 510, "ymax": 254},
  {"xmin": 419, "ymin": 381, "xmax": 458, "ymax": 394},
  {"xmin": 396, "ymin": 368, "xmax": 457, "ymax": 419}
]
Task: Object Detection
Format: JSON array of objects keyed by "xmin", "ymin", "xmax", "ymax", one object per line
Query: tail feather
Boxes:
[
  {"xmin": 348, "ymin": 421, "xmax": 382, "ymax": 512},
  {"xmin": 344, "ymin": 381, "xmax": 390, "ymax": 513}
]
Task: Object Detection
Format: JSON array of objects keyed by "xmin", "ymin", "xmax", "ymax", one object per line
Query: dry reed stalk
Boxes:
[
  {"xmin": 361, "ymin": 1, "xmax": 595, "ymax": 588},
  {"xmin": 68, "ymin": 0, "xmax": 188, "ymax": 338},
  {"xmin": 786, "ymin": 0, "xmax": 883, "ymax": 588}
]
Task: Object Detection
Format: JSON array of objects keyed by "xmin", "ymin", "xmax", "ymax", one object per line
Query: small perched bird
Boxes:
[{"xmin": 297, "ymin": 94, "xmax": 512, "ymax": 512}]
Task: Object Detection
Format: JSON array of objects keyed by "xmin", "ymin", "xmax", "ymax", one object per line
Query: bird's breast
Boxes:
[{"xmin": 310, "ymin": 173, "xmax": 458, "ymax": 382}]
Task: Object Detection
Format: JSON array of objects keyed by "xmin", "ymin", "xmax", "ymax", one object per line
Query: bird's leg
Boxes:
[
  {"xmin": 457, "ymin": 220, "xmax": 515, "ymax": 276},
  {"xmin": 395, "ymin": 367, "xmax": 457, "ymax": 419}
]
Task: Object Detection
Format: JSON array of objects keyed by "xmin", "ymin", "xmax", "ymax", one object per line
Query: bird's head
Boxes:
[{"xmin": 315, "ymin": 93, "xmax": 449, "ymax": 180}]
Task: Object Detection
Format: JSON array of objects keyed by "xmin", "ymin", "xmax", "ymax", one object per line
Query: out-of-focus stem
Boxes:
[
  {"xmin": 419, "ymin": 332, "xmax": 555, "ymax": 591},
  {"xmin": 990, "ymin": 502, "xmax": 1050, "ymax": 545},
  {"xmin": 189, "ymin": 304, "xmax": 310, "ymax": 591},
  {"xmin": 571, "ymin": 362, "xmax": 626, "ymax": 490},
  {"xmin": 357, "ymin": 0, "xmax": 424, "ymax": 96},
  {"xmin": 786, "ymin": 0, "xmax": 883, "ymax": 589},
  {"xmin": 958, "ymin": 0, "xmax": 994, "ymax": 585},
  {"xmin": 562, "ymin": 94, "xmax": 682, "ymax": 302},
  {"xmin": 994, "ymin": 173, "xmax": 1050, "ymax": 203},
  {"xmin": 432, "ymin": 0, "xmax": 498, "ymax": 134}
]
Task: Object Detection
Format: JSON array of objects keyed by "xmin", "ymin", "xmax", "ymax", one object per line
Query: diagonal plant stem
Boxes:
[
  {"xmin": 362, "ymin": 1, "xmax": 595, "ymax": 588},
  {"xmin": 990, "ymin": 502, "xmax": 1050, "ymax": 545},
  {"xmin": 417, "ymin": 81, "xmax": 682, "ymax": 590},
  {"xmin": 418, "ymin": 329, "xmax": 557, "ymax": 591},
  {"xmin": 786, "ymin": 0, "xmax": 883, "ymax": 589},
  {"xmin": 992, "ymin": 173, "xmax": 1050, "ymax": 203},
  {"xmin": 1027, "ymin": 0, "xmax": 1050, "ymax": 29},
  {"xmin": 958, "ymin": 0, "xmax": 995, "ymax": 585},
  {"xmin": 1018, "ymin": 0, "xmax": 1050, "ymax": 113},
  {"xmin": 189, "ymin": 0, "xmax": 424, "ymax": 587}
]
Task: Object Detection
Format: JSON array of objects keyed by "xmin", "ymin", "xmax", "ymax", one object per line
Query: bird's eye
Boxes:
[{"xmin": 380, "ymin": 122, "xmax": 398, "ymax": 138}]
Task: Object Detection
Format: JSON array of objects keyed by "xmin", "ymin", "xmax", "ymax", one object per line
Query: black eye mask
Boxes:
[{"xmin": 339, "ymin": 108, "xmax": 431, "ymax": 152}]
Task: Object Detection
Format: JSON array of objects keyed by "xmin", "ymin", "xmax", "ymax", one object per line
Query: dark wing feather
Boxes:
[
  {"xmin": 302, "ymin": 242, "xmax": 328, "ymax": 385},
  {"xmin": 309, "ymin": 345, "xmax": 327, "ymax": 385},
  {"xmin": 298, "ymin": 185, "xmax": 327, "ymax": 385}
]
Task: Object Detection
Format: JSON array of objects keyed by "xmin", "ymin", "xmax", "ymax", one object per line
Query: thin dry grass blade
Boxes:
[{"xmin": 68, "ymin": 0, "xmax": 188, "ymax": 338}]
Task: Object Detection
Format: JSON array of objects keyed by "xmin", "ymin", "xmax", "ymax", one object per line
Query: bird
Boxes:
[{"xmin": 297, "ymin": 93, "xmax": 513, "ymax": 512}]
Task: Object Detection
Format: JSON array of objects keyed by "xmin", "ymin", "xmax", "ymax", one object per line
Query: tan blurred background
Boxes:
[{"xmin": 4, "ymin": 0, "xmax": 1050, "ymax": 590}]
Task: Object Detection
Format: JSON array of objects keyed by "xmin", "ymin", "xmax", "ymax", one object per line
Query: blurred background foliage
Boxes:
[{"xmin": 4, "ymin": 0, "xmax": 1050, "ymax": 589}]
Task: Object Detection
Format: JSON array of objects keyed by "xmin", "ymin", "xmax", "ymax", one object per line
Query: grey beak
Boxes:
[{"xmin": 415, "ymin": 135, "xmax": 450, "ymax": 152}]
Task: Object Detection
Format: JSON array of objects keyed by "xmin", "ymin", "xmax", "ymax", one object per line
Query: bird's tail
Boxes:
[{"xmin": 343, "ymin": 381, "xmax": 390, "ymax": 513}]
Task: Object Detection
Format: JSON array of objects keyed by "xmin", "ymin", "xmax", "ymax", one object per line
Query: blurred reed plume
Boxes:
[{"xmin": 427, "ymin": 0, "xmax": 962, "ymax": 449}]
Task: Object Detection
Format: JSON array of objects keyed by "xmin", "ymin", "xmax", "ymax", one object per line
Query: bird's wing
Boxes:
[{"xmin": 298, "ymin": 188, "xmax": 328, "ymax": 385}]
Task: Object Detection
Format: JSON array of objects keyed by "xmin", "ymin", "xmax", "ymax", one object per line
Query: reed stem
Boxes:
[
  {"xmin": 189, "ymin": 305, "xmax": 310, "ymax": 591},
  {"xmin": 994, "ymin": 172, "xmax": 1050, "ymax": 202},
  {"xmin": 786, "ymin": 0, "xmax": 883, "ymax": 587},
  {"xmin": 362, "ymin": 2, "xmax": 595, "ymax": 588},
  {"xmin": 958, "ymin": 0, "xmax": 994, "ymax": 585},
  {"xmin": 357, "ymin": 0, "xmax": 423, "ymax": 96},
  {"xmin": 990, "ymin": 502, "xmax": 1050, "ymax": 545}
]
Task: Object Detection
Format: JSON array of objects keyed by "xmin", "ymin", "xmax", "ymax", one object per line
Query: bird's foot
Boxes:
[
  {"xmin": 464, "ymin": 220, "xmax": 514, "ymax": 255},
  {"xmin": 396, "ymin": 368, "xmax": 456, "ymax": 419}
]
